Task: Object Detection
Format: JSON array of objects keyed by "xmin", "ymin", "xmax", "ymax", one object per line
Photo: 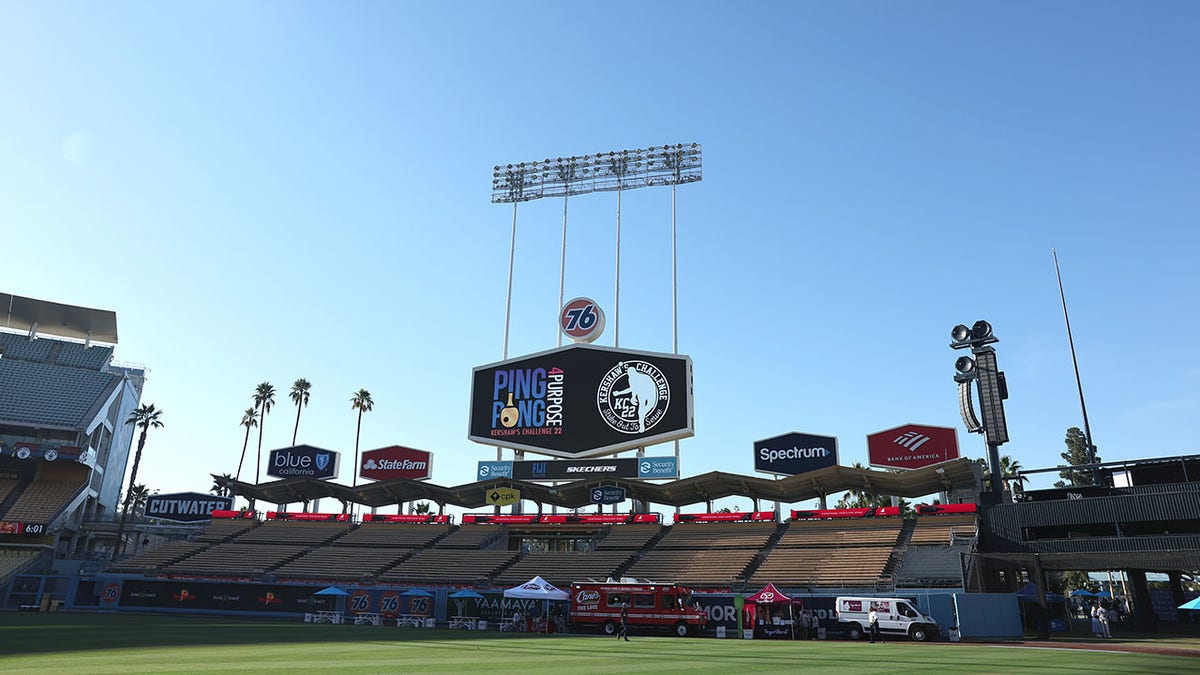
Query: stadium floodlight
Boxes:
[
  {"xmin": 950, "ymin": 320, "xmax": 1009, "ymax": 500},
  {"xmin": 492, "ymin": 144, "xmax": 702, "ymax": 204}
]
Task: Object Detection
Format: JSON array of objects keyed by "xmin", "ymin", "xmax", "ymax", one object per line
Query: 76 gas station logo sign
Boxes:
[{"xmin": 560, "ymin": 297, "xmax": 605, "ymax": 343}]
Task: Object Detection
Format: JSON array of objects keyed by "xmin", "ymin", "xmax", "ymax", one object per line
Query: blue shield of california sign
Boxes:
[{"xmin": 267, "ymin": 445, "xmax": 340, "ymax": 480}]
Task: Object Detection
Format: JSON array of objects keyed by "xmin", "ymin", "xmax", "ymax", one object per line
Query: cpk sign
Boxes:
[
  {"xmin": 267, "ymin": 445, "xmax": 339, "ymax": 479},
  {"xmin": 145, "ymin": 492, "xmax": 233, "ymax": 523},
  {"xmin": 468, "ymin": 343, "xmax": 694, "ymax": 458},
  {"xmin": 867, "ymin": 424, "xmax": 959, "ymax": 470},
  {"xmin": 360, "ymin": 446, "xmax": 433, "ymax": 481},
  {"xmin": 753, "ymin": 432, "xmax": 838, "ymax": 476}
]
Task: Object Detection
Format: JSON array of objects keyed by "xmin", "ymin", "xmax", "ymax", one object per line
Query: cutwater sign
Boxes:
[
  {"xmin": 753, "ymin": 432, "xmax": 838, "ymax": 476},
  {"xmin": 267, "ymin": 445, "xmax": 339, "ymax": 479},
  {"xmin": 145, "ymin": 492, "xmax": 233, "ymax": 523}
]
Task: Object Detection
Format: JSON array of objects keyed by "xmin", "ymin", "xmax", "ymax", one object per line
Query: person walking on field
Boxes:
[
  {"xmin": 1098, "ymin": 603, "xmax": 1112, "ymax": 638},
  {"xmin": 616, "ymin": 604, "xmax": 630, "ymax": 641},
  {"xmin": 868, "ymin": 604, "xmax": 882, "ymax": 644}
]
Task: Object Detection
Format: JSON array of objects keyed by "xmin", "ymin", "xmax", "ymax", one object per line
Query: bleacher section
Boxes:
[
  {"xmin": 435, "ymin": 524, "xmax": 504, "ymax": 549},
  {"xmin": 909, "ymin": 514, "xmax": 976, "ymax": 545},
  {"xmin": 106, "ymin": 541, "xmax": 207, "ymax": 574},
  {"xmin": 493, "ymin": 550, "xmax": 635, "ymax": 588},
  {"xmin": 892, "ymin": 544, "xmax": 971, "ymax": 587},
  {"xmin": 274, "ymin": 546, "xmax": 414, "ymax": 582},
  {"xmin": 378, "ymin": 549, "xmax": 519, "ymax": 584},
  {"xmin": 161, "ymin": 543, "xmax": 307, "ymax": 577},
  {"xmin": 749, "ymin": 518, "xmax": 903, "ymax": 588},
  {"xmin": 231, "ymin": 521, "xmax": 349, "ymax": 546},
  {"xmin": 627, "ymin": 548, "xmax": 761, "ymax": 586},
  {"xmin": 333, "ymin": 523, "xmax": 451, "ymax": 548},
  {"xmin": 0, "ymin": 475, "xmax": 20, "ymax": 504},
  {"xmin": 0, "ymin": 548, "xmax": 42, "ymax": 582},
  {"xmin": 3, "ymin": 478, "xmax": 85, "ymax": 523},
  {"xmin": 656, "ymin": 522, "xmax": 777, "ymax": 550},
  {"xmin": 195, "ymin": 518, "xmax": 258, "ymax": 543},
  {"xmin": 595, "ymin": 524, "xmax": 662, "ymax": 550}
]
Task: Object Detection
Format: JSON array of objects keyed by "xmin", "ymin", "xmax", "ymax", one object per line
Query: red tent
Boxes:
[
  {"xmin": 746, "ymin": 583, "xmax": 792, "ymax": 604},
  {"xmin": 746, "ymin": 584, "xmax": 803, "ymax": 639}
]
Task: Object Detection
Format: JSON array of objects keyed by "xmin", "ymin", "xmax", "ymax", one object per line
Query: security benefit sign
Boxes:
[
  {"xmin": 145, "ymin": 492, "xmax": 233, "ymax": 523},
  {"xmin": 468, "ymin": 343, "xmax": 694, "ymax": 459},
  {"xmin": 266, "ymin": 445, "xmax": 340, "ymax": 479},
  {"xmin": 753, "ymin": 432, "xmax": 838, "ymax": 476},
  {"xmin": 867, "ymin": 423, "xmax": 960, "ymax": 470},
  {"xmin": 590, "ymin": 486, "xmax": 626, "ymax": 504}
]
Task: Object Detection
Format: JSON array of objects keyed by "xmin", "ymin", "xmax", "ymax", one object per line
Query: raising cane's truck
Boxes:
[{"xmin": 570, "ymin": 582, "xmax": 708, "ymax": 637}]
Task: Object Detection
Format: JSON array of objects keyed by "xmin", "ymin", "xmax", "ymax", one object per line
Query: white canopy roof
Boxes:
[{"xmin": 502, "ymin": 575, "xmax": 569, "ymax": 601}]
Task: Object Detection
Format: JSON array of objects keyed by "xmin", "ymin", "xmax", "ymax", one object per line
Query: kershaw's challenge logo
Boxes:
[
  {"xmin": 597, "ymin": 360, "xmax": 670, "ymax": 434},
  {"xmin": 489, "ymin": 367, "xmax": 565, "ymax": 437}
]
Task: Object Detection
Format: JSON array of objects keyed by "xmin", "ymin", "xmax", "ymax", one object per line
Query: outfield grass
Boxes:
[{"xmin": 1, "ymin": 612, "xmax": 1197, "ymax": 674}]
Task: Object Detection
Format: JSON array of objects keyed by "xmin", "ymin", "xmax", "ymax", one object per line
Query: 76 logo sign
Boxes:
[{"xmin": 560, "ymin": 297, "xmax": 605, "ymax": 343}]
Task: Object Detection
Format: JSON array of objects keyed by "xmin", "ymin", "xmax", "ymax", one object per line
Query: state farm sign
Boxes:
[
  {"xmin": 360, "ymin": 446, "xmax": 433, "ymax": 481},
  {"xmin": 867, "ymin": 423, "xmax": 959, "ymax": 470}
]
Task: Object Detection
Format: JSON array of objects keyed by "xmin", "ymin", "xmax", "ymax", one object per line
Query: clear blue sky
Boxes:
[{"xmin": 2, "ymin": 2, "xmax": 1197, "ymax": 513}]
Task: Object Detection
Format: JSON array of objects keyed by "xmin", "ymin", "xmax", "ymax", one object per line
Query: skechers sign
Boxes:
[
  {"xmin": 468, "ymin": 344, "xmax": 694, "ymax": 459},
  {"xmin": 267, "ymin": 445, "xmax": 339, "ymax": 479},
  {"xmin": 477, "ymin": 456, "xmax": 679, "ymax": 481},
  {"xmin": 753, "ymin": 432, "xmax": 838, "ymax": 476},
  {"xmin": 145, "ymin": 492, "xmax": 233, "ymax": 523}
]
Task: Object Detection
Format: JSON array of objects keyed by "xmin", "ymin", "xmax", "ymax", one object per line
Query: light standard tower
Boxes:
[{"xmin": 951, "ymin": 320, "xmax": 1010, "ymax": 500}]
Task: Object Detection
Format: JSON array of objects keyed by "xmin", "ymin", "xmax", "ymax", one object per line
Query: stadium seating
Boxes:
[
  {"xmin": 4, "ymin": 478, "xmax": 86, "ymax": 523},
  {"xmin": 655, "ymin": 522, "xmax": 777, "ymax": 549},
  {"xmin": 231, "ymin": 520, "xmax": 350, "ymax": 546},
  {"xmin": 492, "ymin": 550, "xmax": 636, "ymax": 588},
  {"xmin": 195, "ymin": 518, "xmax": 258, "ymax": 543},
  {"xmin": 332, "ymin": 523, "xmax": 451, "ymax": 548},
  {"xmin": 378, "ymin": 549, "xmax": 519, "ymax": 585},
  {"xmin": 273, "ymin": 546, "xmax": 414, "ymax": 582},
  {"xmin": 105, "ymin": 541, "xmax": 207, "ymax": 574},
  {"xmin": 892, "ymin": 543, "xmax": 971, "ymax": 587},
  {"xmin": 626, "ymin": 548, "xmax": 760, "ymax": 586},
  {"xmin": 594, "ymin": 523, "xmax": 663, "ymax": 550},
  {"xmin": 0, "ymin": 547, "xmax": 42, "ymax": 583},
  {"xmin": 161, "ymin": 543, "xmax": 307, "ymax": 577},
  {"xmin": 434, "ymin": 524, "xmax": 506, "ymax": 549},
  {"xmin": 909, "ymin": 514, "xmax": 977, "ymax": 545}
]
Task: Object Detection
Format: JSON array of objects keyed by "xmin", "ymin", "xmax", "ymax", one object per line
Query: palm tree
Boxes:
[
  {"xmin": 252, "ymin": 382, "xmax": 276, "ymax": 489},
  {"xmin": 114, "ymin": 403, "xmax": 164, "ymax": 558},
  {"xmin": 1000, "ymin": 455, "xmax": 1026, "ymax": 494},
  {"xmin": 235, "ymin": 407, "xmax": 257, "ymax": 481},
  {"xmin": 126, "ymin": 484, "xmax": 151, "ymax": 516},
  {"xmin": 350, "ymin": 389, "xmax": 374, "ymax": 488},
  {"xmin": 289, "ymin": 378, "xmax": 312, "ymax": 445},
  {"xmin": 211, "ymin": 473, "xmax": 233, "ymax": 498}
]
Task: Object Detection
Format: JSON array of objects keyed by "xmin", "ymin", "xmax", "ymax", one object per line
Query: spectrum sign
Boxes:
[{"xmin": 359, "ymin": 446, "xmax": 433, "ymax": 481}]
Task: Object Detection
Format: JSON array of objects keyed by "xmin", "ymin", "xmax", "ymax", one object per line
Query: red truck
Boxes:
[{"xmin": 569, "ymin": 582, "xmax": 707, "ymax": 637}]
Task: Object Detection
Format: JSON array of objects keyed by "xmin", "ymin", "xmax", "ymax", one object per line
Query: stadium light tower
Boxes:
[{"xmin": 951, "ymin": 320, "xmax": 1010, "ymax": 500}]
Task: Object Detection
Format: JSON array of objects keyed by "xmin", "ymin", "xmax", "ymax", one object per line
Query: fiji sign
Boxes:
[
  {"xmin": 266, "ymin": 445, "xmax": 339, "ymax": 479},
  {"xmin": 468, "ymin": 343, "xmax": 694, "ymax": 459},
  {"xmin": 145, "ymin": 492, "xmax": 233, "ymax": 523},
  {"xmin": 867, "ymin": 423, "xmax": 959, "ymax": 470},
  {"xmin": 360, "ymin": 446, "xmax": 432, "ymax": 481}
]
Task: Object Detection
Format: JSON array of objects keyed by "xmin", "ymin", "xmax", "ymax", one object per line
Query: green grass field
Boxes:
[{"xmin": 1, "ymin": 613, "xmax": 1198, "ymax": 674}]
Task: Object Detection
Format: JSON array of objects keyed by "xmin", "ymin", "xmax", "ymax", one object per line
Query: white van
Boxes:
[{"xmin": 834, "ymin": 596, "xmax": 940, "ymax": 642}]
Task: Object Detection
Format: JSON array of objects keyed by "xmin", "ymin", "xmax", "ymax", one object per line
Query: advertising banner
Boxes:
[
  {"xmin": 468, "ymin": 344, "xmax": 693, "ymax": 459},
  {"xmin": 118, "ymin": 580, "xmax": 333, "ymax": 613},
  {"xmin": 145, "ymin": 493, "xmax": 233, "ymax": 523},
  {"xmin": 485, "ymin": 488, "xmax": 520, "ymax": 506},
  {"xmin": 589, "ymin": 486, "xmax": 626, "ymax": 504},
  {"xmin": 359, "ymin": 445, "xmax": 433, "ymax": 481},
  {"xmin": 753, "ymin": 432, "xmax": 838, "ymax": 476},
  {"xmin": 867, "ymin": 424, "xmax": 959, "ymax": 470},
  {"xmin": 476, "ymin": 456, "xmax": 679, "ymax": 481},
  {"xmin": 266, "ymin": 445, "xmax": 339, "ymax": 480}
]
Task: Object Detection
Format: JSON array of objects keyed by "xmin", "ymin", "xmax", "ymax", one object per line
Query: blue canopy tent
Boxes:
[
  {"xmin": 1070, "ymin": 589, "xmax": 1095, "ymax": 597},
  {"xmin": 313, "ymin": 585, "xmax": 350, "ymax": 613},
  {"xmin": 1178, "ymin": 597, "xmax": 1200, "ymax": 611},
  {"xmin": 449, "ymin": 589, "xmax": 486, "ymax": 625}
]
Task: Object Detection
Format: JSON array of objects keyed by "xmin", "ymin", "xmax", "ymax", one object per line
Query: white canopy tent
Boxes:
[{"xmin": 502, "ymin": 576, "xmax": 569, "ymax": 633}]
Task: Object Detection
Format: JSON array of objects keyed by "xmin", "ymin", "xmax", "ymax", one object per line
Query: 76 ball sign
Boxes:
[{"xmin": 560, "ymin": 297, "xmax": 605, "ymax": 343}]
